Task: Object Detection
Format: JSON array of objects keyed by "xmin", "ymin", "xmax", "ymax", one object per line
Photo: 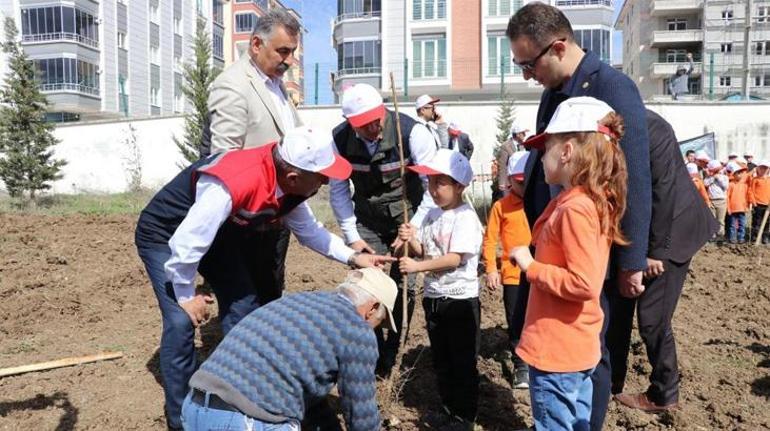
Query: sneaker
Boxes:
[{"xmin": 513, "ymin": 368, "xmax": 530, "ymax": 389}]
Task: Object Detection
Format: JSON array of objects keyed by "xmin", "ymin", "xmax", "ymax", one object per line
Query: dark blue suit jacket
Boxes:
[{"xmin": 523, "ymin": 51, "xmax": 652, "ymax": 272}]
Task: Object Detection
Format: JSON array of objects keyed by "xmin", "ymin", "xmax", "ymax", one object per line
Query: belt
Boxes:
[{"xmin": 191, "ymin": 388, "xmax": 240, "ymax": 413}]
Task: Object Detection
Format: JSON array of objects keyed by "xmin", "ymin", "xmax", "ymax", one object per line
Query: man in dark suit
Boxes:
[
  {"xmin": 609, "ymin": 110, "xmax": 719, "ymax": 411},
  {"xmin": 506, "ymin": 3, "xmax": 652, "ymax": 429}
]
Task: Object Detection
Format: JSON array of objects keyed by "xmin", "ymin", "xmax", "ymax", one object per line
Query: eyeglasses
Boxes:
[{"xmin": 513, "ymin": 38, "xmax": 566, "ymax": 72}]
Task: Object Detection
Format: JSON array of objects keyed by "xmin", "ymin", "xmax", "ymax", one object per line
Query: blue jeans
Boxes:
[
  {"xmin": 181, "ymin": 392, "xmax": 298, "ymax": 431},
  {"xmin": 726, "ymin": 212, "xmax": 746, "ymax": 242},
  {"xmin": 530, "ymin": 367, "xmax": 593, "ymax": 431},
  {"xmin": 136, "ymin": 244, "xmax": 265, "ymax": 428}
]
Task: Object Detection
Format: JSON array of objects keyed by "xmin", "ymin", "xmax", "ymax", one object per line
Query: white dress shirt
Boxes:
[
  {"xmin": 253, "ymin": 63, "xmax": 296, "ymax": 132},
  {"xmin": 164, "ymin": 174, "xmax": 354, "ymax": 304},
  {"xmin": 329, "ymin": 123, "xmax": 438, "ymax": 244}
]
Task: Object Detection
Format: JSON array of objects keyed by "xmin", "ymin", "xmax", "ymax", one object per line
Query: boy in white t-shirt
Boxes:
[{"xmin": 395, "ymin": 149, "xmax": 483, "ymax": 428}]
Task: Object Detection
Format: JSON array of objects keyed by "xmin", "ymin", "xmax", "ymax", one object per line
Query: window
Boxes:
[
  {"xmin": 235, "ymin": 13, "xmax": 258, "ymax": 33},
  {"xmin": 20, "ymin": 6, "xmax": 98, "ymax": 46},
  {"xmin": 721, "ymin": 9, "xmax": 733, "ymax": 23},
  {"xmin": 487, "ymin": 35, "xmax": 520, "ymax": 76},
  {"xmin": 150, "ymin": 87, "xmax": 159, "ymax": 106},
  {"xmin": 488, "ymin": 0, "xmax": 524, "ymax": 17},
  {"xmin": 756, "ymin": 41, "xmax": 770, "ymax": 55},
  {"xmin": 212, "ymin": 32, "xmax": 224, "ymax": 60},
  {"xmin": 721, "ymin": 43, "xmax": 732, "ymax": 53},
  {"xmin": 35, "ymin": 57, "xmax": 99, "ymax": 95},
  {"xmin": 337, "ymin": 40, "xmax": 381, "ymax": 72},
  {"xmin": 149, "ymin": 2, "xmax": 159, "ymax": 23},
  {"xmin": 174, "ymin": 72, "xmax": 184, "ymax": 112},
  {"xmin": 150, "ymin": 45, "xmax": 160, "ymax": 64},
  {"xmin": 413, "ymin": 0, "xmax": 446, "ymax": 21},
  {"xmin": 174, "ymin": 17, "xmax": 182, "ymax": 34},
  {"xmin": 665, "ymin": 49, "xmax": 687, "ymax": 62},
  {"xmin": 117, "ymin": 31, "xmax": 126, "ymax": 49},
  {"xmin": 212, "ymin": 0, "xmax": 224, "ymax": 25},
  {"xmin": 554, "ymin": 0, "xmax": 611, "ymax": 5},
  {"xmin": 574, "ymin": 29, "xmax": 611, "ymax": 63},
  {"xmin": 337, "ymin": 0, "xmax": 382, "ymax": 16},
  {"xmin": 667, "ymin": 18, "xmax": 687, "ymax": 31},
  {"xmin": 719, "ymin": 76, "xmax": 731, "ymax": 86},
  {"xmin": 758, "ymin": 6, "xmax": 769, "ymax": 23},
  {"xmin": 412, "ymin": 37, "xmax": 446, "ymax": 78}
]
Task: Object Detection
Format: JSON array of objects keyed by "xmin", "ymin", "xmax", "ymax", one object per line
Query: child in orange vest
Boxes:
[
  {"xmin": 687, "ymin": 163, "xmax": 710, "ymax": 205},
  {"xmin": 482, "ymin": 150, "xmax": 532, "ymax": 389},
  {"xmin": 510, "ymin": 97, "xmax": 628, "ymax": 431},
  {"xmin": 750, "ymin": 160, "xmax": 770, "ymax": 244},
  {"xmin": 726, "ymin": 162, "xmax": 751, "ymax": 243}
]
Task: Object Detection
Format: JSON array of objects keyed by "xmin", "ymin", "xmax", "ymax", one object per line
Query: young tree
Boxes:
[
  {"xmin": 173, "ymin": 16, "xmax": 221, "ymax": 166},
  {"xmin": 0, "ymin": 18, "xmax": 65, "ymax": 205},
  {"xmin": 490, "ymin": 93, "xmax": 516, "ymax": 201}
]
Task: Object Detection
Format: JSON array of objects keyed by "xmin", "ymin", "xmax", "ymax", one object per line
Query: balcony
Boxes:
[
  {"xmin": 649, "ymin": 0, "xmax": 702, "ymax": 17},
  {"xmin": 651, "ymin": 29, "xmax": 703, "ymax": 47},
  {"xmin": 651, "ymin": 62, "xmax": 703, "ymax": 77},
  {"xmin": 337, "ymin": 66, "xmax": 381, "ymax": 77},
  {"xmin": 22, "ymin": 32, "xmax": 99, "ymax": 49},
  {"xmin": 334, "ymin": 11, "xmax": 381, "ymax": 26},
  {"xmin": 40, "ymin": 83, "xmax": 100, "ymax": 97}
]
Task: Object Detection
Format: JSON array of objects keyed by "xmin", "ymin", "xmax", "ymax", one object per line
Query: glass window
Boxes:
[
  {"xmin": 413, "ymin": 37, "xmax": 446, "ymax": 78},
  {"xmin": 488, "ymin": 0, "xmax": 497, "ymax": 16},
  {"xmin": 413, "ymin": 40, "xmax": 422, "ymax": 78},
  {"xmin": 62, "ymin": 7, "xmax": 74, "ymax": 33},
  {"xmin": 235, "ymin": 13, "xmax": 257, "ymax": 33},
  {"xmin": 487, "ymin": 36, "xmax": 497, "ymax": 75}
]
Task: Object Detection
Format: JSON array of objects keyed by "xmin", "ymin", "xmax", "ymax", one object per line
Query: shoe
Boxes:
[
  {"xmin": 513, "ymin": 367, "xmax": 530, "ymax": 389},
  {"xmin": 614, "ymin": 392, "xmax": 679, "ymax": 412},
  {"xmin": 738, "ymin": 239, "xmax": 746, "ymax": 244}
]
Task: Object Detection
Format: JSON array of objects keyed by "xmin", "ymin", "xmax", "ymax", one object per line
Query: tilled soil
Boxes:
[{"xmin": 0, "ymin": 213, "xmax": 768, "ymax": 430}]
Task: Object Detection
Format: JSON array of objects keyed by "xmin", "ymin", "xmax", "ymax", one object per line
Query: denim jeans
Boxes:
[
  {"xmin": 529, "ymin": 366, "xmax": 593, "ymax": 431},
  {"xmin": 181, "ymin": 392, "xmax": 299, "ymax": 431},
  {"xmin": 726, "ymin": 212, "xmax": 746, "ymax": 242}
]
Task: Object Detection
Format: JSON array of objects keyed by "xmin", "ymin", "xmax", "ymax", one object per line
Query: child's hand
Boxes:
[
  {"xmin": 397, "ymin": 223, "xmax": 416, "ymax": 241},
  {"xmin": 485, "ymin": 271, "xmax": 502, "ymax": 291},
  {"xmin": 399, "ymin": 257, "xmax": 421, "ymax": 274},
  {"xmin": 510, "ymin": 246, "xmax": 534, "ymax": 272}
]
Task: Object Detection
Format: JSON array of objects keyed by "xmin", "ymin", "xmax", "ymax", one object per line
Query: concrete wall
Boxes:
[{"xmin": 14, "ymin": 101, "xmax": 770, "ymax": 195}]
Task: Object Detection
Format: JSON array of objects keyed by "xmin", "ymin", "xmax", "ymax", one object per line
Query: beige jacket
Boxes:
[{"xmin": 208, "ymin": 55, "xmax": 301, "ymax": 153}]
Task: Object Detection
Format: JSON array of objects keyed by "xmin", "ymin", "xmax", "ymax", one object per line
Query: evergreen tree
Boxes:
[
  {"xmin": 0, "ymin": 18, "xmax": 65, "ymax": 204},
  {"xmin": 494, "ymin": 92, "xmax": 516, "ymax": 156},
  {"xmin": 174, "ymin": 16, "xmax": 221, "ymax": 166}
]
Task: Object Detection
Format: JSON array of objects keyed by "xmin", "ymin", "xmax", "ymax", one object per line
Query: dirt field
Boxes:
[{"xmin": 0, "ymin": 213, "xmax": 768, "ymax": 430}]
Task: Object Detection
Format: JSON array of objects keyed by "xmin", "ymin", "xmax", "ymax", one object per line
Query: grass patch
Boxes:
[{"xmin": 0, "ymin": 190, "xmax": 155, "ymax": 215}]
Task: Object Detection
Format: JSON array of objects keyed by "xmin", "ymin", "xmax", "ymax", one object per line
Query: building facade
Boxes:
[
  {"xmin": 332, "ymin": 0, "xmax": 614, "ymax": 102},
  {"xmin": 616, "ymin": 0, "xmax": 770, "ymax": 100}
]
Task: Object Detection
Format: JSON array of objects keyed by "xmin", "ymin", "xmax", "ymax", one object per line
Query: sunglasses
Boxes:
[{"xmin": 513, "ymin": 38, "xmax": 566, "ymax": 72}]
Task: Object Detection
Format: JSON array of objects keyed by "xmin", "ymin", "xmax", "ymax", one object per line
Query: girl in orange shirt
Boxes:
[{"xmin": 510, "ymin": 97, "xmax": 628, "ymax": 431}]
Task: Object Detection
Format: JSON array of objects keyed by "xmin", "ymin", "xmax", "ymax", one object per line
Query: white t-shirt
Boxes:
[{"xmin": 419, "ymin": 203, "xmax": 483, "ymax": 299}]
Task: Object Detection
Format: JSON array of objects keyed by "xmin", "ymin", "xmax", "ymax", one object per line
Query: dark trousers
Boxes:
[
  {"xmin": 423, "ymin": 296, "xmax": 481, "ymax": 422},
  {"xmin": 752, "ymin": 205, "xmax": 770, "ymax": 243},
  {"xmin": 607, "ymin": 259, "xmax": 690, "ymax": 405},
  {"xmin": 503, "ymin": 283, "xmax": 527, "ymax": 369},
  {"xmin": 357, "ymin": 222, "xmax": 416, "ymax": 372},
  {"xmin": 135, "ymin": 226, "xmax": 290, "ymax": 429},
  {"xmin": 590, "ymin": 282, "xmax": 613, "ymax": 431}
]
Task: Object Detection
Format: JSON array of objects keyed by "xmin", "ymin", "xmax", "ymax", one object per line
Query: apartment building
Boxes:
[
  {"xmin": 616, "ymin": 0, "xmax": 770, "ymax": 100},
  {"xmin": 222, "ymin": 0, "xmax": 304, "ymax": 104},
  {"xmin": 332, "ymin": 0, "xmax": 614, "ymax": 101}
]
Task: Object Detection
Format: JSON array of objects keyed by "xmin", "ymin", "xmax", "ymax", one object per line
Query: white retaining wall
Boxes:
[{"xmin": 14, "ymin": 101, "xmax": 770, "ymax": 194}]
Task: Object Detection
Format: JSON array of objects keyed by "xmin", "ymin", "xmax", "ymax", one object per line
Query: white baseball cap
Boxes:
[
  {"xmin": 707, "ymin": 160, "xmax": 723, "ymax": 171},
  {"xmin": 345, "ymin": 268, "xmax": 398, "ymax": 332},
  {"xmin": 758, "ymin": 160, "xmax": 769, "ymax": 168},
  {"xmin": 278, "ymin": 127, "xmax": 352, "ymax": 180},
  {"xmin": 415, "ymin": 94, "xmax": 440, "ymax": 110},
  {"xmin": 448, "ymin": 121, "xmax": 462, "ymax": 136},
  {"xmin": 523, "ymin": 97, "xmax": 616, "ymax": 151},
  {"xmin": 509, "ymin": 123, "xmax": 529, "ymax": 137},
  {"xmin": 341, "ymin": 84, "xmax": 386, "ymax": 128},
  {"xmin": 695, "ymin": 150, "xmax": 711, "ymax": 162},
  {"xmin": 409, "ymin": 149, "xmax": 473, "ymax": 186},
  {"xmin": 686, "ymin": 162, "xmax": 699, "ymax": 175},
  {"xmin": 725, "ymin": 161, "xmax": 747, "ymax": 173},
  {"xmin": 507, "ymin": 151, "xmax": 530, "ymax": 181}
]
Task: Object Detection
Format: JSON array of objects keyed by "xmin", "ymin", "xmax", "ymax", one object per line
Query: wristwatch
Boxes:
[{"xmin": 347, "ymin": 251, "xmax": 362, "ymax": 269}]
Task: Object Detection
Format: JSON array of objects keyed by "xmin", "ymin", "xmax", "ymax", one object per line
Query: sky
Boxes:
[{"xmin": 285, "ymin": 0, "xmax": 626, "ymax": 105}]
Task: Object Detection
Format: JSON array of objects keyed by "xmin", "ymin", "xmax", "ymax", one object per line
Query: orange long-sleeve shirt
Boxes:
[
  {"xmin": 693, "ymin": 177, "xmax": 710, "ymax": 206},
  {"xmin": 482, "ymin": 193, "xmax": 532, "ymax": 285},
  {"xmin": 516, "ymin": 187, "xmax": 611, "ymax": 373},
  {"xmin": 750, "ymin": 176, "xmax": 770, "ymax": 206},
  {"xmin": 727, "ymin": 175, "xmax": 751, "ymax": 214}
]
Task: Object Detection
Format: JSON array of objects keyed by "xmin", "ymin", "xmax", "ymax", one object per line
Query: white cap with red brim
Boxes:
[
  {"xmin": 341, "ymin": 84, "xmax": 386, "ymax": 128},
  {"xmin": 522, "ymin": 97, "xmax": 616, "ymax": 151},
  {"xmin": 279, "ymin": 127, "xmax": 352, "ymax": 180},
  {"xmin": 415, "ymin": 94, "xmax": 441, "ymax": 110},
  {"xmin": 507, "ymin": 151, "xmax": 530, "ymax": 181},
  {"xmin": 408, "ymin": 149, "xmax": 473, "ymax": 186}
]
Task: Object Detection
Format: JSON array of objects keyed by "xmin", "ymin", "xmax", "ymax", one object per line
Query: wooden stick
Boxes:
[
  {"xmin": 754, "ymin": 205, "xmax": 770, "ymax": 246},
  {"xmin": 0, "ymin": 351, "xmax": 123, "ymax": 378},
  {"xmin": 385, "ymin": 71, "xmax": 410, "ymax": 403}
]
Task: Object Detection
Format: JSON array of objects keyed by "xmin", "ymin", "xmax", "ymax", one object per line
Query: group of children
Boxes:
[
  {"xmin": 687, "ymin": 153, "xmax": 770, "ymax": 244},
  {"xmin": 397, "ymin": 97, "xmax": 627, "ymax": 430}
]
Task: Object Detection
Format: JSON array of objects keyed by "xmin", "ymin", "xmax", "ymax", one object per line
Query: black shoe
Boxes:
[{"xmin": 513, "ymin": 367, "xmax": 530, "ymax": 389}]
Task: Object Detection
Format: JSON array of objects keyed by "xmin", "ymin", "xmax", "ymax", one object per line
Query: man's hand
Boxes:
[
  {"xmin": 644, "ymin": 258, "xmax": 665, "ymax": 279},
  {"xmin": 179, "ymin": 293, "xmax": 215, "ymax": 327},
  {"xmin": 353, "ymin": 253, "xmax": 396, "ymax": 269},
  {"xmin": 349, "ymin": 240, "xmax": 375, "ymax": 254},
  {"xmin": 485, "ymin": 271, "xmax": 502, "ymax": 291},
  {"xmin": 509, "ymin": 246, "xmax": 534, "ymax": 272},
  {"xmin": 399, "ymin": 257, "xmax": 421, "ymax": 274},
  {"xmin": 618, "ymin": 270, "xmax": 645, "ymax": 298}
]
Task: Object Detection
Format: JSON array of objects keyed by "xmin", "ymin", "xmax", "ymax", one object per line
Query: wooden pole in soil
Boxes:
[
  {"xmin": 0, "ymin": 351, "xmax": 123, "ymax": 378},
  {"xmin": 384, "ymin": 71, "xmax": 410, "ymax": 408},
  {"xmin": 754, "ymin": 206, "xmax": 770, "ymax": 246}
]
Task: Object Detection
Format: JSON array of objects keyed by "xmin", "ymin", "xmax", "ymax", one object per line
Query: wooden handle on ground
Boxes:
[
  {"xmin": 755, "ymin": 206, "xmax": 770, "ymax": 246},
  {"xmin": 0, "ymin": 351, "xmax": 123, "ymax": 378}
]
